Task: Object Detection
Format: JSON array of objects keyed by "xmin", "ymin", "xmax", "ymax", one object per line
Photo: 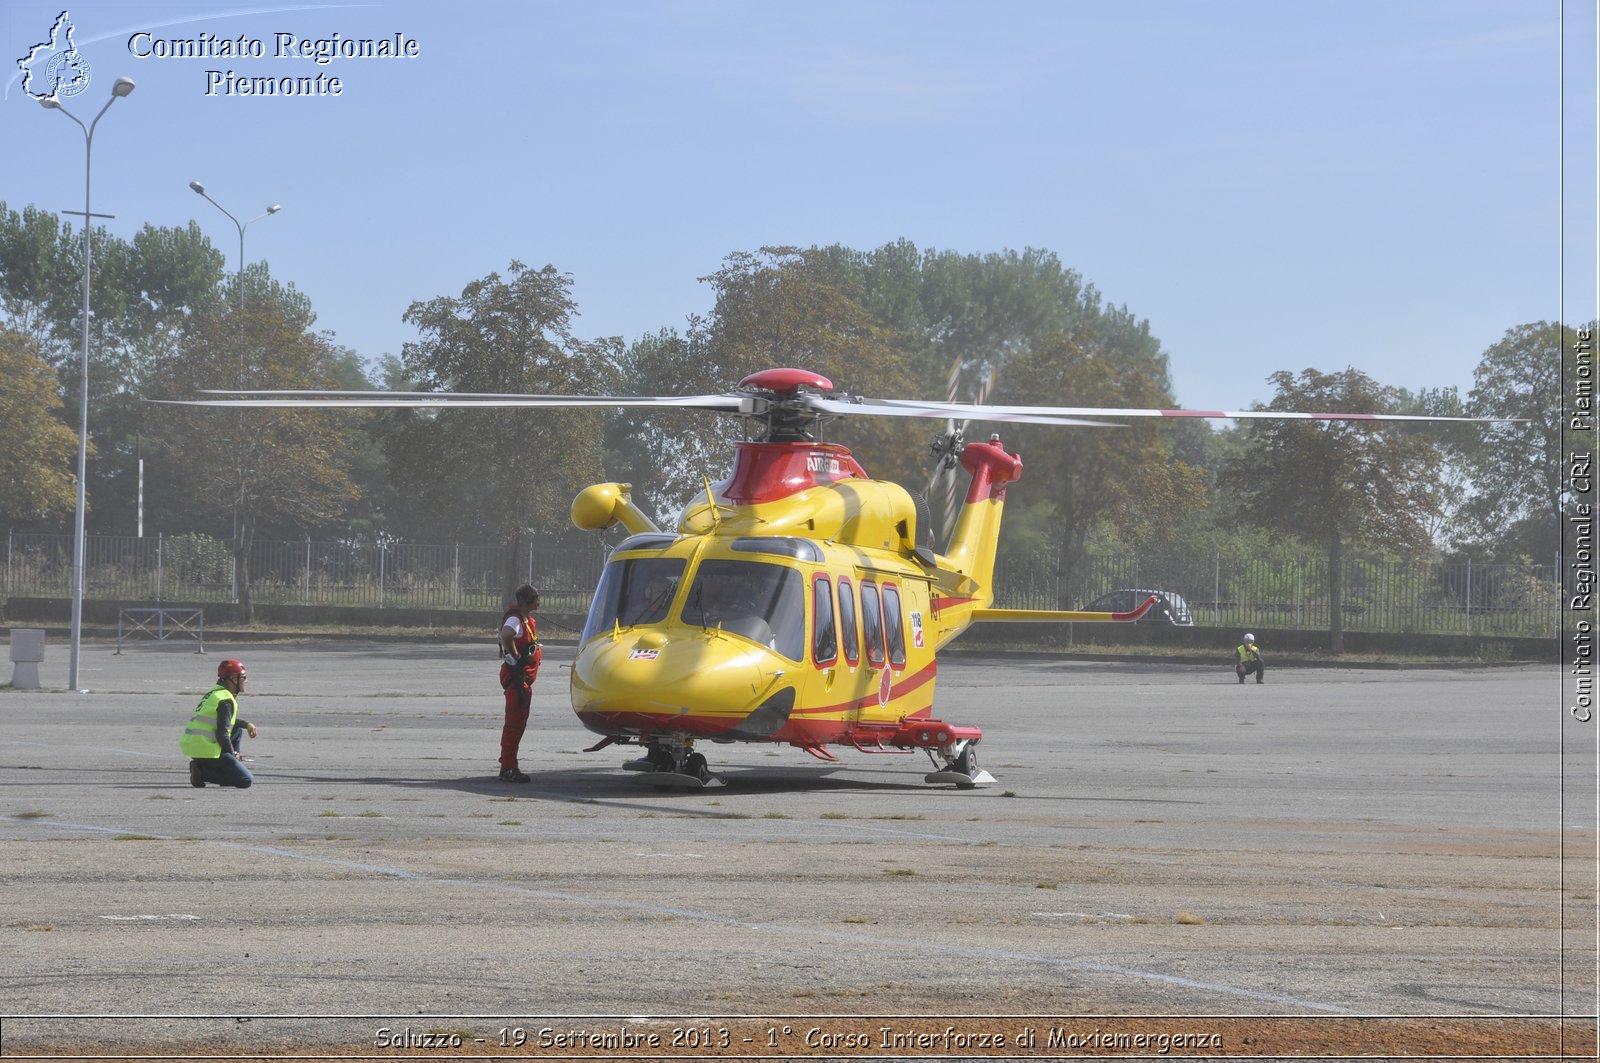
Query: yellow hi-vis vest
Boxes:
[{"xmin": 179, "ymin": 684, "xmax": 236, "ymax": 759}]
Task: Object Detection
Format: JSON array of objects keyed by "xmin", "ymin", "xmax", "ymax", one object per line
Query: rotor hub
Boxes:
[{"xmin": 737, "ymin": 367, "xmax": 838, "ymax": 442}]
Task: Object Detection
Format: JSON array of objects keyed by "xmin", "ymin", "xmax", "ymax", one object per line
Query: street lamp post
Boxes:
[
  {"xmin": 187, "ymin": 182, "xmax": 281, "ymax": 321},
  {"xmin": 187, "ymin": 183, "xmax": 280, "ymax": 603},
  {"xmin": 39, "ymin": 75, "xmax": 135, "ymax": 693}
]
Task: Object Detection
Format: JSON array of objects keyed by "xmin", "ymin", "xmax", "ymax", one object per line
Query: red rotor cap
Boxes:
[{"xmin": 738, "ymin": 368, "xmax": 833, "ymax": 394}]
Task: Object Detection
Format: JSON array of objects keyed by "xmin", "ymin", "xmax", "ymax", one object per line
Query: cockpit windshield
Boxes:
[
  {"xmin": 683, "ymin": 558, "xmax": 806, "ymax": 661},
  {"xmin": 581, "ymin": 556, "xmax": 687, "ymax": 644}
]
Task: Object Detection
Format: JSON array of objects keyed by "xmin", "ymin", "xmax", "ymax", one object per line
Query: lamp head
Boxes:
[
  {"xmin": 267, "ymin": 204, "xmax": 281, "ymax": 215},
  {"xmin": 189, "ymin": 181, "xmax": 205, "ymax": 194},
  {"xmin": 111, "ymin": 77, "xmax": 136, "ymax": 98},
  {"xmin": 38, "ymin": 95, "xmax": 62, "ymax": 110}
]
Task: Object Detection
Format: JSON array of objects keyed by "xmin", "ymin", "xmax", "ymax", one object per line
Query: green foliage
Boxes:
[
  {"xmin": 383, "ymin": 262, "xmax": 618, "ymax": 572},
  {"xmin": 605, "ymin": 327, "xmax": 736, "ymax": 524},
  {"xmin": 1220, "ymin": 367, "xmax": 1445, "ymax": 650},
  {"xmin": 1453, "ymin": 321, "xmax": 1575, "ymax": 559},
  {"xmin": 0, "ymin": 203, "xmax": 229, "ymax": 536},
  {"xmin": 0, "ymin": 327, "xmax": 78, "ymax": 524},
  {"xmin": 695, "ymin": 245, "xmax": 921, "ymax": 485},
  {"xmin": 144, "ymin": 289, "xmax": 366, "ymax": 617},
  {"xmin": 158, "ymin": 532, "xmax": 233, "ymax": 589},
  {"xmin": 1001, "ymin": 334, "xmax": 1206, "ymax": 603},
  {"xmin": 8, "ymin": 186, "xmax": 1548, "ymax": 599},
  {"xmin": 1222, "ymin": 368, "xmax": 1443, "ymax": 554},
  {"xmin": 0, "ymin": 201, "xmax": 79, "ymax": 354}
]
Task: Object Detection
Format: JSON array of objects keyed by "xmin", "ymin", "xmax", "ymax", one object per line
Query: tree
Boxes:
[
  {"xmin": 602, "ymin": 326, "xmax": 728, "ymax": 525},
  {"xmin": 1220, "ymin": 368, "xmax": 1444, "ymax": 652},
  {"xmin": 1002, "ymin": 330, "xmax": 1207, "ymax": 603},
  {"xmin": 825, "ymin": 242, "xmax": 1101, "ymax": 400},
  {"xmin": 0, "ymin": 201, "xmax": 79, "ymax": 356},
  {"xmin": 691, "ymin": 242, "xmax": 1206, "ymax": 571},
  {"xmin": 0, "ymin": 203, "xmax": 228, "ymax": 535},
  {"xmin": 1388, "ymin": 385, "xmax": 1480, "ymax": 550},
  {"xmin": 384, "ymin": 261, "xmax": 619, "ymax": 591},
  {"xmin": 696, "ymin": 246, "xmax": 920, "ymax": 484},
  {"xmin": 0, "ymin": 327, "xmax": 79, "ymax": 525},
  {"xmin": 84, "ymin": 223, "xmax": 227, "ymax": 537},
  {"xmin": 1451, "ymin": 322, "xmax": 1573, "ymax": 560},
  {"xmin": 145, "ymin": 286, "xmax": 363, "ymax": 621}
]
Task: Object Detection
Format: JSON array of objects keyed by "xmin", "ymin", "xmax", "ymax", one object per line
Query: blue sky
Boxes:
[{"xmin": 3, "ymin": 1, "xmax": 1594, "ymax": 415}]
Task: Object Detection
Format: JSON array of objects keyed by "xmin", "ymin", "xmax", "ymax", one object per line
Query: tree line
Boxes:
[{"xmin": 0, "ymin": 202, "xmax": 1576, "ymax": 638}]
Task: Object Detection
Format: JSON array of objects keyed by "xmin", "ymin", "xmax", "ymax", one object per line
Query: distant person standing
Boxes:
[
  {"xmin": 497, "ymin": 584, "xmax": 542, "ymax": 782},
  {"xmin": 180, "ymin": 659, "xmax": 257, "ymax": 788},
  {"xmin": 1235, "ymin": 633, "xmax": 1265, "ymax": 685}
]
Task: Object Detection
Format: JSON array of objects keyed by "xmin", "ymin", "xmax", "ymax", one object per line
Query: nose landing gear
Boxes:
[
  {"xmin": 923, "ymin": 739, "xmax": 995, "ymax": 789},
  {"xmin": 623, "ymin": 735, "xmax": 724, "ymax": 790}
]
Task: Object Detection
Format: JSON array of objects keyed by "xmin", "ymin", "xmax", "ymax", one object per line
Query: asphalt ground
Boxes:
[{"xmin": 0, "ymin": 638, "xmax": 1594, "ymax": 1058}]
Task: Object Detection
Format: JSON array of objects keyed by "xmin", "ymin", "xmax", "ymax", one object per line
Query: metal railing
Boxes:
[
  {"xmin": 990, "ymin": 549, "xmax": 1560, "ymax": 637},
  {"xmin": 4, "ymin": 531, "xmax": 607, "ymax": 616},
  {"xmin": 3, "ymin": 530, "xmax": 1561, "ymax": 637}
]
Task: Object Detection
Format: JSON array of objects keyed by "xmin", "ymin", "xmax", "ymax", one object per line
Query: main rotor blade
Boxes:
[
  {"xmin": 808, "ymin": 396, "xmax": 1121, "ymax": 428},
  {"xmin": 158, "ymin": 390, "xmax": 745, "ymax": 411},
  {"xmin": 872, "ymin": 398, "xmax": 1520, "ymax": 424}
]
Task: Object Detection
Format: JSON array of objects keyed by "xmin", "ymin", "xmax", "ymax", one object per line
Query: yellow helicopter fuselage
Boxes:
[{"xmin": 568, "ymin": 440, "xmax": 1021, "ymax": 756}]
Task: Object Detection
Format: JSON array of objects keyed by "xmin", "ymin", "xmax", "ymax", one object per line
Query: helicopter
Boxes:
[{"xmin": 167, "ymin": 366, "xmax": 1511, "ymax": 790}]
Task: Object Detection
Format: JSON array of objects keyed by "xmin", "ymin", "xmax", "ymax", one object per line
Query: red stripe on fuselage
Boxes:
[
  {"xmin": 793, "ymin": 659, "xmax": 938, "ymax": 717},
  {"xmin": 932, "ymin": 595, "xmax": 978, "ymax": 611}
]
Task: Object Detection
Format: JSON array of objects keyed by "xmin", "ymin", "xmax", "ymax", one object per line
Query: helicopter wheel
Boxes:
[
  {"xmin": 684, "ymin": 752, "xmax": 710, "ymax": 782},
  {"xmin": 953, "ymin": 743, "xmax": 978, "ymax": 779}
]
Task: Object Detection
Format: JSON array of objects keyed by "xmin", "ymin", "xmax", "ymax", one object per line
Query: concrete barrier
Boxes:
[{"xmin": 9, "ymin": 628, "xmax": 45, "ymax": 689}]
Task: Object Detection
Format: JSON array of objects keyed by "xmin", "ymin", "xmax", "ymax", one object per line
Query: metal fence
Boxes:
[
  {"xmin": 4, "ymin": 532, "xmax": 607, "ymax": 615},
  {"xmin": 991, "ymin": 549, "xmax": 1561, "ymax": 638},
  {"xmin": 3, "ymin": 531, "xmax": 1561, "ymax": 637}
]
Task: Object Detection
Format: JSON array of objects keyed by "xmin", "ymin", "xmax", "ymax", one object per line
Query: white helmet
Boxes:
[{"xmin": 1243, "ymin": 633, "xmax": 1255, "ymax": 643}]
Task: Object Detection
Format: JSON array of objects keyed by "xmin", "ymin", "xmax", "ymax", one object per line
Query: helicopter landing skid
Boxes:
[
  {"xmin": 632, "ymin": 770, "xmax": 726, "ymax": 791},
  {"xmin": 923, "ymin": 768, "xmax": 997, "ymax": 790}
]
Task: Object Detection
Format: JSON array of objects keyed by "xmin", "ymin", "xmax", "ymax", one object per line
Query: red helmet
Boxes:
[{"xmin": 217, "ymin": 659, "xmax": 247, "ymax": 680}]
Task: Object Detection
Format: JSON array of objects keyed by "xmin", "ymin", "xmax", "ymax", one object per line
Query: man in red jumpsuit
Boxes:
[{"xmin": 497, "ymin": 584, "xmax": 541, "ymax": 782}]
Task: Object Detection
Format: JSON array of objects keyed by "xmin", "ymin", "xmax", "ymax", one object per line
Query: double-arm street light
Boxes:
[
  {"xmin": 187, "ymin": 182, "xmax": 281, "ymax": 320},
  {"xmin": 188, "ymin": 183, "xmax": 281, "ymax": 603},
  {"xmin": 38, "ymin": 75, "xmax": 135, "ymax": 693}
]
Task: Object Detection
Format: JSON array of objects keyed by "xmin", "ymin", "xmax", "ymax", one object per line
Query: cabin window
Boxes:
[
  {"xmin": 882, "ymin": 584, "xmax": 906, "ymax": 668},
  {"xmin": 837, "ymin": 578, "xmax": 859, "ymax": 665},
  {"xmin": 613, "ymin": 533, "xmax": 677, "ymax": 553},
  {"xmin": 812, "ymin": 577, "xmax": 837, "ymax": 665},
  {"xmin": 731, "ymin": 536, "xmax": 824, "ymax": 563},
  {"xmin": 683, "ymin": 558, "xmax": 806, "ymax": 661},
  {"xmin": 860, "ymin": 580, "xmax": 885, "ymax": 666},
  {"xmin": 581, "ymin": 556, "xmax": 686, "ymax": 643}
]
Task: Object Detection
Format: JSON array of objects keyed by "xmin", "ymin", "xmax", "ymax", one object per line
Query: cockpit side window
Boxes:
[
  {"xmin": 684, "ymin": 558, "xmax": 806, "ymax": 661},
  {"xmin": 812, "ymin": 576, "xmax": 837, "ymax": 666},
  {"xmin": 580, "ymin": 556, "xmax": 686, "ymax": 644},
  {"xmin": 860, "ymin": 580, "xmax": 885, "ymax": 666}
]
